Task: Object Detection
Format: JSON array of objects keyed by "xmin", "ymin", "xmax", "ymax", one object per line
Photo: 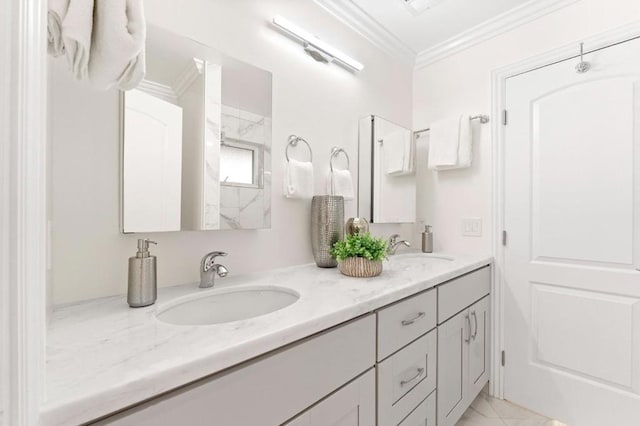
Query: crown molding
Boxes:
[
  {"xmin": 173, "ymin": 58, "xmax": 204, "ymax": 98},
  {"xmin": 415, "ymin": 0, "xmax": 580, "ymax": 69},
  {"xmin": 137, "ymin": 79, "xmax": 178, "ymax": 103},
  {"xmin": 313, "ymin": 0, "xmax": 416, "ymax": 64}
]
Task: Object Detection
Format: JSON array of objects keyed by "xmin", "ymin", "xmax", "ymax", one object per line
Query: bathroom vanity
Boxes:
[{"xmin": 42, "ymin": 254, "xmax": 491, "ymax": 425}]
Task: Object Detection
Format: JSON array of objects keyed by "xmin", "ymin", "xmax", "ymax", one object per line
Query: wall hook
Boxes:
[{"xmin": 575, "ymin": 42, "xmax": 590, "ymax": 74}]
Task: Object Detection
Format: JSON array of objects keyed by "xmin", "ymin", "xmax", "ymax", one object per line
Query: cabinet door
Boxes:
[
  {"xmin": 468, "ymin": 296, "xmax": 490, "ymax": 399},
  {"xmin": 285, "ymin": 369, "xmax": 375, "ymax": 426},
  {"xmin": 436, "ymin": 309, "xmax": 469, "ymax": 426}
]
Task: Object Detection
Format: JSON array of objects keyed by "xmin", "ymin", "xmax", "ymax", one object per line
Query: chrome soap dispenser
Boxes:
[
  {"xmin": 128, "ymin": 239, "xmax": 158, "ymax": 308},
  {"xmin": 421, "ymin": 225, "xmax": 433, "ymax": 253}
]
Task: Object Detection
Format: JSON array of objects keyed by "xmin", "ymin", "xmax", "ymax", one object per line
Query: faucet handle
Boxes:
[
  {"xmin": 202, "ymin": 251, "xmax": 228, "ymax": 272},
  {"xmin": 388, "ymin": 234, "xmax": 400, "ymax": 243}
]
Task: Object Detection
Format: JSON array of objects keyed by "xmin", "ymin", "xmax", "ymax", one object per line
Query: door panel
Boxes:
[
  {"xmin": 436, "ymin": 309, "xmax": 467, "ymax": 426},
  {"xmin": 285, "ymin": 370, "xmax": 375, "ymax": 426},
  {"xmin": 468, "ymin": 296, "xmax": 489, "ymax": 396},
  {"xmin": 533, "ymin": 284, "xmax": 639, "ymax": 388},
  {"xmin": 531, "ymin": 78, "xmax": 637, "ymax": 265},
  {"xmin": 504, "ymin": 36, "xmax": 640, "ymax": 426}
]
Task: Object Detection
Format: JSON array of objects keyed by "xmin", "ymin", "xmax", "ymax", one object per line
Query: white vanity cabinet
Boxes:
[
  {"xmin": 88, "ymin": 264, "xmax": 492, "ymax": 426},
  {"xmin": 436, "ymin": 266, "xmax": 491, "ymax": 426},
  {"xmin": 94, "ymin": 315, "xmax": 376, "ymax": 426}
]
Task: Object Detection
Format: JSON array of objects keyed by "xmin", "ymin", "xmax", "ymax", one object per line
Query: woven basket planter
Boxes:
[{"xmin": 338, "ymin": 257, "xmax": 383, "ymax": 278}]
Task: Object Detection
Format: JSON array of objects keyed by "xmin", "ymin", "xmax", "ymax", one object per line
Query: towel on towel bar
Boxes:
[
  {"xmin": 284, "ymin": 159, "xmax": 314, "ymax": 200},
  {"xmin": 89, "ymin": 0, "xmax": 146, "ymax": 90},
  {"xmin": 326, "ymin": 169, "xmax": 354, "ymax": 200},
  {"xmin": 427, "ymin": 115, "xmax": 472, "ymax": 170}
]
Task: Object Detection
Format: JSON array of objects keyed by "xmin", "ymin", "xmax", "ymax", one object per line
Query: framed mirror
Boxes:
[
  {"xmin": 121, "ymin": 24, "xmax": 272, "ymax": 233},
  {"xmin": 357, "ymin": 115, "xmax": 416, "ymax": 223}
]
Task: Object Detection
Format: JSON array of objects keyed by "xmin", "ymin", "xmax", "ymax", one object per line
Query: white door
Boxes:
[
  {"xmin": 123, "ymin": 89, "xmax": 183, "ymax": 232},
  {"xmin": 504, "ymin": 37, "xmax": 640, "ymax": 426}
]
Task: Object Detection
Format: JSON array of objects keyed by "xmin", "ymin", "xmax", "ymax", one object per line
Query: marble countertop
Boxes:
[{"xmin": 42, "ymin": 251, "xmax": 492, "ymax": 425}]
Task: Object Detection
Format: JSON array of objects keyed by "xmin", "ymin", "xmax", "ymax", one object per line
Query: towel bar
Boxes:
[
  {"xmin": 414, "ymin": 114, "xmax": 490, "ymax": 137},
  {"xmin": 286, "ymin": 135, "xmax": 313, "ymax": 162}
]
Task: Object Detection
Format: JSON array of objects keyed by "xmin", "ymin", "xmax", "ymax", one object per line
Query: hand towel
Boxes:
[
  {"xmin": 428, "ymin": 115, "xmax": 461, "ymax": 169},
  {"xmin": 62, "ymin": 0, "xmax": 94, "ymax": 79},
  {"xmin": 429, "ymin": 115, "xmax": 473, "ymax": 170},
  {"xmin": 384, "ymin": 129, "xmax": 406, "ymax": 175},
  {"xmin": 326, "ymin": 169, "xmax": 354, "ymax": 200},
  {"xmin": 284, "ymin": 159, "xmax": 314, "ymax": 199},
  {"xmin": 89, "ymin": 0, "xmax": 146, "ymax": 90},
  {"xmin": 47, "ymin": 0, "xmax": 69, "ymax": 57}
]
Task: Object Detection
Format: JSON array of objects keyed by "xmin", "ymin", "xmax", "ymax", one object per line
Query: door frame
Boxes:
[
  {"xmin": 490, "ymin": 20, "xmax": 640, "ymax": 399},
  {"xmin": 1, "ymin": 0, "xmax": 47, "ymax": 424}
]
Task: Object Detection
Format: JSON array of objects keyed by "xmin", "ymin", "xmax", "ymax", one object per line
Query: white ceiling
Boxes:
[{"xmin": 350, "ymin": 0, "xmax": 531, "ymax": 54}]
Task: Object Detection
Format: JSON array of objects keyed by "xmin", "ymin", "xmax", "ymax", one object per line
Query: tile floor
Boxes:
[{"xmin": 456, "ymin": 386, "xmax": 567, "ymax": 426}]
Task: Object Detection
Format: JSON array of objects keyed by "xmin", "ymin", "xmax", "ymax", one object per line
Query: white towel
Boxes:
[
  {"xmin": 427, "ymin": 115, "xmax": 473, "ymax": 170},
  {"xmin": 47, "ymin": 0, "xmax": 69, "ymax": 57},
  {"xmin": 326, "ymin": 169, "xmax": 354, "ymax": 200},
  {"xmin": 428, "ymin": 115, "xmax": 460, "ymax": 169},
  {"xmin": 89, "ymin": 0, "xmax": 146, "ymax": 90},
  {"xmin": 384, "ymin": 129, "xmax": 406, "ymax": 175},
  {"xmin": 284, "ymin": 159, "xmax": 314, "ymax": 199},
  {"xmin": 62, "ymin": 0, "xmax": 94, "ymax": 79}
]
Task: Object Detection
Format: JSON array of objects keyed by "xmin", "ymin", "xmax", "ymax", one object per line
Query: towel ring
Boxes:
[
  {"xmin": 286, "ymin": 135, "xmax": 313, "ymax": 162},
  {"xmin": 330, "ymin": 147, "xmax": 350, "ymax": 172}
]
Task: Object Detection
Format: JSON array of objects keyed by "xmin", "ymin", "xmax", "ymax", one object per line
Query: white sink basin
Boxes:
[{"xmin": 156, "ymin": 286, "xmax": 300, "ymax": 326}]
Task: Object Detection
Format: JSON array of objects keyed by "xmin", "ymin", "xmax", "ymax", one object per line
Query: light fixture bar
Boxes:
[{"xmin": 272, "ymin": 15, "xmax": 364, "ymax": 72}]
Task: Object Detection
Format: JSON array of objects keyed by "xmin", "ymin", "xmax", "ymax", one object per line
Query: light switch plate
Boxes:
[{"xmin": 462, "ymin": 217, "xmax": 482, "ymax": 237}]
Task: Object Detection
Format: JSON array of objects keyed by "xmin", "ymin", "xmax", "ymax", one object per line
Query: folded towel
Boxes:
[
  {"xmin": 326, "ymin": 169, "xmax": 354, "ymax": 200},
  {"xmin": 62, "ymin": 0, "xmax": 94, "ymax": 79},
  {"xmin": 428, "ymin": 115, "xmax": 461, "ymax": 169},
  {"xmin": 284, "ymin": 159, "xmax": 314, "ymax": 199},
  {"xmin": 89, "ymin": 0, "xmax": 146, "ymax": 90},
  {"xmin": 384, "ymin": 129, "xmax": 406, "ymax": 175},
  {"xmin": 47, "ymin": 0, "xmax": 69, "ymax": 57}
]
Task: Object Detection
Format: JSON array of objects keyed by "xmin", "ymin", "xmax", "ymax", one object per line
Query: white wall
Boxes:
[
  {"xmin": 50, "ymin": 0, "xmax": 414, "ymax": 304},
  {"xmin": 413, "ymin": 0, "xmax": 640, "ymax": 254}
]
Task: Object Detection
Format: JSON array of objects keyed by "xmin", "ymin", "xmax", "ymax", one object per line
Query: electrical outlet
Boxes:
[{"xmin": 462, "ymin": 218, "xmax": 482, "ymax": 237}]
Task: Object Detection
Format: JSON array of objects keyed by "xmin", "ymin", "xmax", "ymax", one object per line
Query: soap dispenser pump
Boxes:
[{"xmin": 128, "ymin": 239, "xmax": 158, "ymax": 308}]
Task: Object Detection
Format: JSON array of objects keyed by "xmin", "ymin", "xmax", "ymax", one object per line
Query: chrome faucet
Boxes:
[
  {"xmin": 387, "ymin": 234, "xmax": 411, "ymax": 255},
  {"xmin": 200, "ymin": 251, "xmax": 229, "ymax": 288}
]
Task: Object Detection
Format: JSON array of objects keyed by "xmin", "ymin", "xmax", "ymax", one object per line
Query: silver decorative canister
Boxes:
[{"xmin": 310, "ymin": 195, "xmax": 344, "ymax": 268}]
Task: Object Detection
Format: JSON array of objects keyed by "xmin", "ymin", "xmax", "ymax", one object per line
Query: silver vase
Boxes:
[{"xmin": 310, "ymin": 195, "xmax": 344, "ymax": 268}]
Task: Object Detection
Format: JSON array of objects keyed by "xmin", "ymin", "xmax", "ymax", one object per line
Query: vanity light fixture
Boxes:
[{"xmin": 272, "ymin": 15, "xmax": 364, "ymax": 72}]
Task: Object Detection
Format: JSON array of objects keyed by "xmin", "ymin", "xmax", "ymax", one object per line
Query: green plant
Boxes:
[{"xmin": 331, "ymin": 233, "xmax": 388, "ymax": 262}]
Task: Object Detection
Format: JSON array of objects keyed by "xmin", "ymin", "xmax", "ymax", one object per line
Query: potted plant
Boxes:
[{"xmin": 330, "ymin": 232, "xmax": 388, "ymax": 278}]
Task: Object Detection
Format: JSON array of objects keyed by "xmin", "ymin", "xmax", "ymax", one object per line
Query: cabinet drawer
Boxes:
[
  {"xmin": 378, "ymin": 329, "xmax": 437, "ymax": 426},
  {"xmin": 437, "ymin": 266, "xmax": 491, "ymax": 324},
  {"xmin": 398, "ymin": 390, "xmax": 436, "ymax": 426},
  {"xmin": 378, "ymin": 289, "xmax": 436, "ymax": 360}
]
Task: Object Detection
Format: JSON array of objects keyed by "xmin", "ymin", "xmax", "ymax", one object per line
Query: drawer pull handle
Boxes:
[
  {"xmin": 464, "ymin": 314, "xmax": 471, "ymax": 343},
  {"xmin": 400, "ymin": 367, "xmax": 425, "ymax": 387},
  {"xmin": 401, "ymin": 312, "xmax": 426, "ymax": 326},
  {"xmin": 471, "ymin": 311, "xmax": 478, "ymax": 339}
]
